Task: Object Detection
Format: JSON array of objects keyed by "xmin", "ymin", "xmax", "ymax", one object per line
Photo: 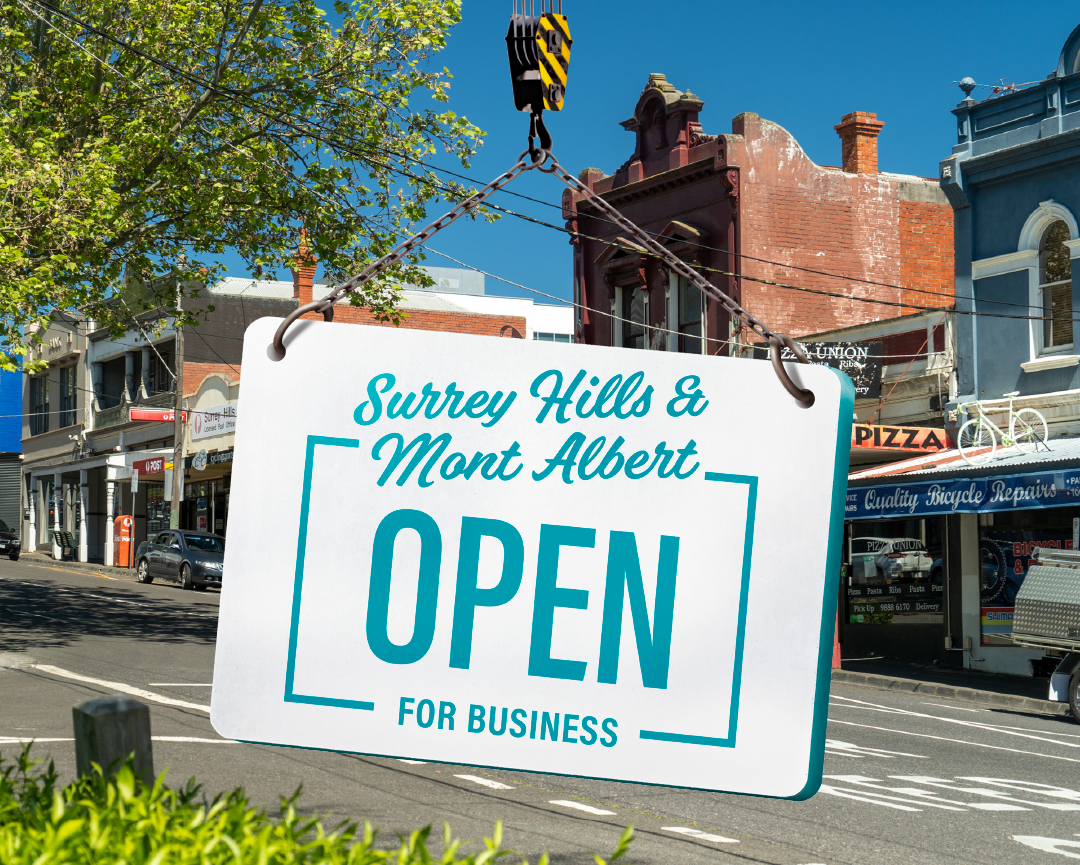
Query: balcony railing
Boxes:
[{"xmin": 93, "ymin": 391, "xmax": 175, "ymax": 431}]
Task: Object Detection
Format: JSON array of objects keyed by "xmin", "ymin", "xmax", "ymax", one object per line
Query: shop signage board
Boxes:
[
  {"xmin": 212, "ymin": 318, "xmax": 854, "ymax": 799},
  {"xmin": 755, "ymin": 341, "xmax": 882, "ymax": 399},
  {"xmin": 850, "ymin": 424, "xmax": 950, "ymax": 454},
  {"xmin": 192, "ymin": 402, "xmax": 237, "ymax": 441},
  {"xmin": 129, "ymin": 408, "xmax": 187, "ymax": 422},
  {"xmin": 848, "ymin": 470, "xmax": 1080, "ymax": 520},
  {"xmin": 185, "ymin": 449, "xmax": 234, "ymax": 470},
  {"xmin": 132, "ymin": 456, "xmax": 167, "ymax": 475}
]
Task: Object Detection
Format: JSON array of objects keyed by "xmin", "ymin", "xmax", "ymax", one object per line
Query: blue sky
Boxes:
[{"xmin": 228, "ymin": 3, "xmax": 1080, "ymax": 305}]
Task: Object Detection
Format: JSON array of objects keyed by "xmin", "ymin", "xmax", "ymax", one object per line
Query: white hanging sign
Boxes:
[{"xmin": 212, "ymin": 318, "xmax": 854, "ymax": 799}]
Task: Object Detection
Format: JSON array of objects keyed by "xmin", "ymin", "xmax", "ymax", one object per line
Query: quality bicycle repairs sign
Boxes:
[
  {"xmin": 847, "ymin": 471, "xmax": 1080, "ymax": 519},
  {"xmin": 211, "ymin": 318, "xmax": 854, "ymax": 799}
]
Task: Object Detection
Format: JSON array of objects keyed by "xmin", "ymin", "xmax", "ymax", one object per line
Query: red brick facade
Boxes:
[
  {"xmin": 300, "ymin": 303, "xmax": 527, "ymax": 339},
  {"xmin": 567, "ymin": 75, "xmax": 954, "ymax": 354},
  {"xmin": 899, "ymin": 200, "xmax": 954, "ymax": 311},
  {"xmin": 182, "ymin": 362, "xmax": 239, "ymax": 398}
]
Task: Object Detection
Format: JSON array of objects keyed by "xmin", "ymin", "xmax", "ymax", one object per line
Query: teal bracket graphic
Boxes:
[
  {"xmin": 638, "ymin": 471, "xmax": 757, "ymax": 748},
  {"xmin": 284, "ymin": 435, "xmax": 374, "ymax": 711}
]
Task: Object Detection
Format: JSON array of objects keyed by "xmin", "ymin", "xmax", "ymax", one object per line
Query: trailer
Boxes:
[{"xmin": 1011, "ymin": 546, "xmax": 1080, "ymax": 722}]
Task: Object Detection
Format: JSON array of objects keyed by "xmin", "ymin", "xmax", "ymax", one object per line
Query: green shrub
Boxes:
[{"xmin": 0, "ymin": 747, "xmax": 633, "ymax": 864}]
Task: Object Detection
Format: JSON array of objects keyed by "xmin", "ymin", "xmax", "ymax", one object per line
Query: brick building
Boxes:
[
  {"xmin": 566, "ymin": 74, "xmax": 955, "ymax": 367},
  {"xmin": 21, "ymin": 257, "xmax": 539, "ymax": 566}
]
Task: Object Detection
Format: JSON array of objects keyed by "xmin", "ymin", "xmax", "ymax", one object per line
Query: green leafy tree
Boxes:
[{"xmin": 0, "ymin": 0, "xmax": 485, "ymax": 368}]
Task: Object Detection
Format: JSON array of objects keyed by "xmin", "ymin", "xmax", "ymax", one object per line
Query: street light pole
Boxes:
[{"xmin": 170, "ymin": 282, "xmax": 185, "ymax": 529}]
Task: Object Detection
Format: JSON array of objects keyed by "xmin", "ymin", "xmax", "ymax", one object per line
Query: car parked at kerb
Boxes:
[
  {"xmin": 0, "ymin": 518, "xmax": 20, "ymax": 561},
  {"xmin": 135, "ymin": 530, "xmax": 224, "ymax": 590}
]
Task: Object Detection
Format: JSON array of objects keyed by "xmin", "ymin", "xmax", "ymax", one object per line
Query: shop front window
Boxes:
[
  {"xmin": 29, "ymin": 376, "xmax": 49, "ymax": 435},
  {"xmin": 145, "ymin": 483, "xmax": 170, "ymax": 535},
  {"xmin": 678, "ymin": 276, "xmax": 703, "ymax": 354},
  {"xmin": 978, "ymin": 508, "xmax": 1078, "ymax": 646},
  {"xmin": 1040, "ymin": 219, "xmax": 1073, "ymax": 353},
  {"xmin": 621, "ymin": 286, "xmax": 646, "ymax": 350},
  {"xmin": 59, "ymin": 366, "xmax": 77, "ymax": 427},
  {"xmin": 846, "ymin": 518, "xmax": 945, "ymax": 625},
  {"xmin": 149, "ymin": 346, "xmax": 175, "ymax": 395}
]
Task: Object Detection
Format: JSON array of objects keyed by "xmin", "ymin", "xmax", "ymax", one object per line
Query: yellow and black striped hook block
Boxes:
[{"xmin": 506, "ymin": 2, "xmax": 572, "ymax": 114}]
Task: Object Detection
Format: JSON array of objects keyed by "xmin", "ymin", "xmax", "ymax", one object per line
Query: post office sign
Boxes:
[{"xmin": 212, "ymin": 318, "xmax": 854, "ymax": 799}]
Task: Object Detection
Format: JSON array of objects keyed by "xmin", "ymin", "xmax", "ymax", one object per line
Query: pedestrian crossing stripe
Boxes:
[{"xmin": 536, "ymin": 13, "xmax": 571, "ymax": 111}]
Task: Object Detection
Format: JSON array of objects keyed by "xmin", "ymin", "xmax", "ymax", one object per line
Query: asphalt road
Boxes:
[{"xmin": 3, "ymin": 558, "xmax": 1080, "ymax": 864}]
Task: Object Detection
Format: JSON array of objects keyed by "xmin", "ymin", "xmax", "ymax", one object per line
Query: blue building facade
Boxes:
[
  {"xmin": 852, "ymin": 25, "xmax": 1080, "ymax": 676},
  {"xmin": 0, "ymin": 370, "xmax": 21, "ymax": 452},
  {"xmin": 0, "ymin": 368, "xmax": 22, "ymax": 535},
  {"xmin": 942, "ymin": 23, "xmax": 1080, "ymax": 413}
]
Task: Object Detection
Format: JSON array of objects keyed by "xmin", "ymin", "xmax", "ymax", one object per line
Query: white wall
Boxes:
[{"xmin": 431, "ymin": 293, "xmax": 573, "ymax": 340}]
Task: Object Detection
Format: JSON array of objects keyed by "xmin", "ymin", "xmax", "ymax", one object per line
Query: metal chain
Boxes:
[
  {"xmin": 271, "ymin": 145, "xmax": 814, "ymax": 406},
  {"xmin": 547, "ymin": 155, "xmax": 813, "ymax": 404},
  {"xmin": 272, "ymin": 154, "xmax": 535, "ymax": 356}
]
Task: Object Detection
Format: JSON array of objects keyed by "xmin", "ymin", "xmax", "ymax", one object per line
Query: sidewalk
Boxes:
[
  {"xmin": 832, "ymin": 656, "xmax": 1072, "ymax": 717},
  {"xmin": 20, "ymin": 550, "xmax": 138, "ymax": 581}
]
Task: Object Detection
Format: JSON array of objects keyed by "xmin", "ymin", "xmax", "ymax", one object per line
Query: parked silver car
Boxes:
[{"xmin": 134, "ymin": 530, "xmax": 224, "ymax": 590}]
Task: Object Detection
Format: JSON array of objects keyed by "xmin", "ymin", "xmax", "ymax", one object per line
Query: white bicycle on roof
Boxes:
[{"xmin": 957, "ymin": 391, "xmax": 1048, "ymax": 466}]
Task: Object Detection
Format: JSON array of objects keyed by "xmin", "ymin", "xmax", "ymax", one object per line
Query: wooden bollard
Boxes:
[{"xmin": 72, "ymin": 695, "xmax": 154, "ymax": 784}]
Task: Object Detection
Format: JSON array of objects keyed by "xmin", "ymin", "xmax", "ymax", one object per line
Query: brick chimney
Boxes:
[
  {"xmin": 834, "ymin": 112, "xmax": 885, "ymax": 175},
  {"xmin": 291, "ymin": 229, "xmax": 318, "ymax": 305}
]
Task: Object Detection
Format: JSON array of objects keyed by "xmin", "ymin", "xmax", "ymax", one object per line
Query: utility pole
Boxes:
[{"xmin": 170, "ymin": 281, "xmax": 185, "ymax": 529}]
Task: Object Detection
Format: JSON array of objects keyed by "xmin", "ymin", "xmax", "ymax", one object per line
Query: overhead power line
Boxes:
[
  {"xmin": 25, "ymin": 0, "xmax": 997, "ymax": 317},
  {"xmin": 22, "ymin": 0, "xmax": 1080, "ymax": 345}
]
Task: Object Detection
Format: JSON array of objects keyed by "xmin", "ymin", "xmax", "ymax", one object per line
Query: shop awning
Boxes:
[{"xmin": 846, "ymin": 438, "xmax": 1080, "ymax": 519}]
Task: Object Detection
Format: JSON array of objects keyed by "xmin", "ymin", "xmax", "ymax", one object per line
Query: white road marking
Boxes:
[
  {"xmin": 1, "ymin": 736, "xmax": 235, "ymax": 744},
  {"xmin": 154, "ymin": 736, "xmax": 237, "ymax": 744},
  {"xmin": 149, "ymin": 683, "xmax": 213, "ymax": 687},
  {"xmin": 549, "ymin": 800, "xmax": 615, "ymax": 815},
  {"xmin": 959, "ymin": 777, "xmax": 1080, "ymax": 803},
  {"xmin": 893, "ymin": 776, "xmax": 1080, "ymax": 811},
  {"xmin": 828, "ymin": 719, "xmax": 1080, "ymax": 764},
  {"xmin": 1012, "ymin": 835, "xmax": 1080, "ymax": 859},
  {"xmin": 818, "ymin": 784, "xmax": 922, "ymax": 811},
  {"xmin": 822, "ymin": 777, "xmax": 967, "ymax": 811},
  {"xmin": 0, "ymin": 737, "xmax": 73, "ymax": 743},
  {"xmin": 31, "ymin": 665, "xmax": 211, "ymax": 713},
  {"xmin": 825, "ymin": 739, "xmax": 927, "ymax": 759},
  {"xmin": 921, "ymin": 703, "xmax": 983, "ymax": 713},
  {"xmin": 661, "ymin": 827, "xmax": 738, "ymax": 843},
  {"xmin": 825, "ymin": 750, "xmax": 863, "ymax": 758},
  {"xmin": 397, "ymin": 760, "xmax": 427, "ymax": 765},
  {"xmin": 832, "ymin": 695, "xmax": 1080, "ymax": 750},
  {"xmin": 4, "ymin": 577, "xmax": 217, "ymax": 619},
  {"xmin": 455, "ymin": 774, "xmax": 514, "ymax": 790}
]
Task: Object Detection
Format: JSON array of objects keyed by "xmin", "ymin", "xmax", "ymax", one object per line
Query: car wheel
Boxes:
[
  {"xmin": 180, "ymin": 563, "xmax": 193, "ymax": 591},
  {"xmin": 8, "ymin": 550, "xmax": 18, "ymax": 562},
  {"xmin": 136, "ymin": 559, "xmax": 153, "ymax": 583},
  {"xmin": 875, "ymin": 566, "xmax": 886, "ymax": 585},
  {"xmin": 1070, "ymin": 668, "xmax": 1080, "ymax": 725}
]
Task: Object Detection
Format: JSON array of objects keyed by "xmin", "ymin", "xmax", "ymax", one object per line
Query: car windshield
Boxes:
[
  {"xmin": 183, "ymin": 534, "xmax": 225, "ymax": 553},
  {"xmin": 0, "ymin": 519, "xmax": 9, "ymax": 532}
]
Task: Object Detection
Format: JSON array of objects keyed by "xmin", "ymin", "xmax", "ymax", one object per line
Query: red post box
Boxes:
[{"xmin": 113, "ymin": 515, "xmax": 134, "ymax": 568}]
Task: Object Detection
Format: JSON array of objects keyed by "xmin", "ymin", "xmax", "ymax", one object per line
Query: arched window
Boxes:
[{"xmin": 1040, "ymin": 219, "xmax": 1073, "ymax": 351}]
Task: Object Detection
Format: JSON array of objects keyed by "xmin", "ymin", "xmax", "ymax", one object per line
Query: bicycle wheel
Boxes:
[
  {"xmin": 958, "ymin": 419, "xmax": 996, "ymax": 466},
  {"xmin": 1010, "ymin": 407, "xmax": 1047, "ymax": 453}
]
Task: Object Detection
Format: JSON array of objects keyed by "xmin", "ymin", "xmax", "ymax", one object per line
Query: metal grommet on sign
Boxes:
[
  {"xmin": 770, "ymin": 335, "xmax": 815, "ymax": 407},
  {"xmin": 272, "ymin": 297, "xmax": 335, "ymax": 358}
]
